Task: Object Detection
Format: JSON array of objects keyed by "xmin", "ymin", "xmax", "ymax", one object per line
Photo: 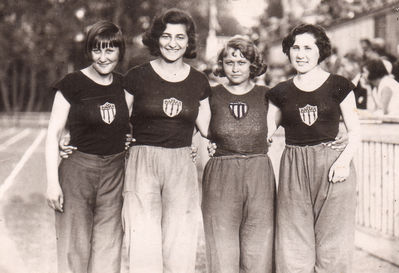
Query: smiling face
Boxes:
[
  {"xmin": 158, "ymin": 23, "xmax": 188, "ymax": 62},
  {"xmin": 223, "ymin": 47, "xmax": 251, "ymax": 85},
  {"xmin": 90, "ymin": 42, "xmax": 120, "ymax": 75},
  {"xmin": 289, "ymin": 33, "xmax": 320, "ymax": 74}
]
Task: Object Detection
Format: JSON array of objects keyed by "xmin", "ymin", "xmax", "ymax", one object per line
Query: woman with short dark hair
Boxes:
[
  {"xmin": 45, "ymin": 21, "xmax": 129, "ymax": 273},
  {"xmin": 142, "ymin": 8, "xmax": 197, "ymax": 59},
  {"xmin": 282, "ymin": 23, "xmax": 332, "ymax": 64},
  {"xmin": 122, "ymin": 8, "xmax": 211, "ymax": 273},
  {"xmin": 267, "ymin": 24, "xmax": 360, "ymax": 272}
]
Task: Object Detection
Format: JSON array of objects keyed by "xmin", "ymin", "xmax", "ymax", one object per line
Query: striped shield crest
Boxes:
[
  {"xmin": 99, "ymin": 102, "xmax": 116, "ymax": 124},
  {"xmin": 299, "ymin": 104, "xmax": 318, "ymax": 126},
  {"xmin": 229, "ymin": 102, "xmax": 248, "ymax": 120},
  {"xmin": 163, "ymin": 97, "xmax": 182, "ymax": 117}
]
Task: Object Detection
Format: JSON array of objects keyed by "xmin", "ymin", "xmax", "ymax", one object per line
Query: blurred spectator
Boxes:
[
  {"xmin": 322, "ymin": 46, "xmax": 341, "ymax": 73},
  {"xmin": 372, "ymin": 37, "xmax": 397, "ymax": 64},
  {"xmin": 362, "ymin": 58, "xmax": 399, "ymax": 116},
  {"xmin": 361, "ymin": 37, "xmax": 396, "ymax": 74},
  {"xmin": 264, "ymin": 64, "xmax": 295, "ymax": 87},
  {"xmin": 337, "ymin": 51, "xmax": 368, "ymax": 109},
  {"xmin": 360, "ymin": 38, "xmax": 373, "ymax": 60},
  {"xmin": 203, "ymin": 66, "xmax": 223, "ymax": 87}
]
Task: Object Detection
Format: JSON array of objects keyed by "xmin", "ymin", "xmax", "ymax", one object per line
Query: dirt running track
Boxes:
[{"xmin": 0, "ymin": 126, "xmax": 398, "ymax": 273}]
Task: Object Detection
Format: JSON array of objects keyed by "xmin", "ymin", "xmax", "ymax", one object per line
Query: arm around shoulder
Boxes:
[
  {"xmin": 124, "ymin": 89, "xmax": 134, "ymax": 117},
  {"xmin": 195, "ymin": 97, "xmax": 211, "ymax": 138},
  {"xmin": 267, "ymin": 100, "xmax": 281, "ymax": 140}
]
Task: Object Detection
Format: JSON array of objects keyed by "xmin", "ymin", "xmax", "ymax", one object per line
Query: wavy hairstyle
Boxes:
[
  {"xmin": 85, "ymin": 20, "xmax": 125, "ymax": 61},
  {"xmin": 282, "ymin": 24, "xmax": 331, "ymax": 64},
  {"xmin": 214, "ymin": 35, "xmax": 267, "ymax": 79},
  {"xmin": 142, "ymin": 8, "xmax": 197, "ymax": 59}
]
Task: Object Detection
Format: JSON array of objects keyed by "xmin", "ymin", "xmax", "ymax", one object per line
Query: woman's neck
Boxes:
[
  {"xmin": 150, "ymin": 58, "xmax": 190, "ymax": 82},
  {"xmin": 154, "ymin": 57, "xmax": 185, "ymax": 71},
  {"xmin": 81, "ymin": 65, "xmax": 113, "ymax": 86},
  {"xmin": 294, "ymin": 66, "xmax": 330, "ymax": 92},
  {"xmin": 295, "ymin": 65, "xmax": 326, "ymax": 81},
  {"xmin": 224, "ymin": 80, "xmax": 254, "ymax": 95}
]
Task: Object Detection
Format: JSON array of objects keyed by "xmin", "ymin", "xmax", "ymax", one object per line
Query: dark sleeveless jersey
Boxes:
[
  {"xmin": 208, "ymin": 85, "xmax": 269, "ymax": 156},
  {"xmin": 53, "ymin": 71, "xmax": 130, "ymax": 155},
  {"xmin": 267, "ymin": 74, "xmax": 355, "ymax": 146},
  {"xmin": 123, "ymin": 63, "xmax": 211, "ymax": 148}
]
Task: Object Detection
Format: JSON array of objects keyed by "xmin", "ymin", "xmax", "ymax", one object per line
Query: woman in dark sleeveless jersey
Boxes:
[
  {"xmin": 198, "ymin": 36, "xmax": 276, "ymax": 273},
  {"xmin": 267, "ymin": 24, "xmax": 360, "ymax": 272},
  {"xmin": 122, "ymin": 9, "xmax": 211, "ymax": 273},
  {"xmin": 45, "ymin": 21, "xmax": 129, "ymax": 273}
]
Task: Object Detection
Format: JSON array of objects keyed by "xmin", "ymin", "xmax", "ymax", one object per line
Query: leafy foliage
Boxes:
[{"xmin": 0, "ymin": 0, "xmax": 209, "ymax": 111}]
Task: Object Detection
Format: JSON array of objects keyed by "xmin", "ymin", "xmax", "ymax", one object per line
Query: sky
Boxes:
[{"xmin": 228, "ymin": 0, "xmax": 268, "ymax": 28}]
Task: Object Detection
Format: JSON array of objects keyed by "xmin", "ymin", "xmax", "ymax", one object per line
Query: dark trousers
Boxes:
[
  {"xmin": 202, "ymin": 154, "xmax": 276, "ymax": 273},
  {"xmin": 56, "ymin": 150, "xmax": 125, "ymax": 273},
  {"xmin": 276, "ymin": 144, "xmax": 356, "ymax": 273}
]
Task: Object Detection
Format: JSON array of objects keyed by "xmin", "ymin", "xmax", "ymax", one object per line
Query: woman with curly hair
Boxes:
[
  {"xmin": 198, "ymin": 36, "xmax": 276, "ymax": 273},
  {"xmin": 267, "ymin": 24, "xmax": 360, "ymax": 272},
  {"xmin": 121, "ymin": 8, "xmax": 211, "ymax": 273}
]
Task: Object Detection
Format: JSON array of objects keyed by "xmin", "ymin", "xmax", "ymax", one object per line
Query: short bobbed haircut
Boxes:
[
  {"xmin": 282, "ymin": 24, "xmax": 332, "ymax": 64},
  {"xmin": 364, "ymin": 58, "xmax": 388, "ymax": 81},
  {"xmin": 214, "ymin": 36, "xmax": 267, "ymax": 79},
  {"xmin": 85, "ymin": 21, "xmax": 125, "ymax": 61},
  {"xmin": 142, "ymin": 8, "xmax": 197, "ymax": 59}
]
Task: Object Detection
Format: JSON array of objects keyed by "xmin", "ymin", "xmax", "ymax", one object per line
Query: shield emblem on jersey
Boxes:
[
  {"xmin": 229, "ymin": 102, "xmax": 248, "ymax": 120},
  {"xmin": 100, "ymin": 102, "xmax": 116, "ymax": 124},
  {"xmin": 163, "ymin": 97, "xmax": 182, "ymax": 117},
  {"xmin": 299, "ymin": 104, "xmax": 318, "ymax": 126}
]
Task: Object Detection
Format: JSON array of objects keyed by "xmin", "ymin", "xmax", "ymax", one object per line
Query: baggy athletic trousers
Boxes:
[
  {"xmin": 56, "ymin": 150, "xmax": 124, "ymax": 273},
  {"xmin": 202, "ymin": 154, "xmax": 276, "ymax": 273},
  {"xmin": 275, "ymin": 144, "xmax": 356, "ymax": 273},
  {"xmin": 122, "ymin": 145, "xmax": 200, "ymax": 273}
]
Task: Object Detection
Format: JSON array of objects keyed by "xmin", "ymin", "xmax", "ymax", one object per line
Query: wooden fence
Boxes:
[{"xmin": 353, "ymin": 121, "xmax": 399, "ymax": 265}]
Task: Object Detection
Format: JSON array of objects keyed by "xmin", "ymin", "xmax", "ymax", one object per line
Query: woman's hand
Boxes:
[
  {"xmin": 190, "ymin": 145, "xmax": 198, "ymax": 163},
  {"xmin": 328, "ymin": 159, "xmax": 350, "ymax": 183},
  {"xmin": 325, "ymin": 132, "xmax": 348, "ymax": 151},
  {"xmin": 46, "ymin": 182, "xmax": 64, "ymax": 212},
  {"xmin": 59, "ymin": 133, "xmax": 77, "ymax": 158},
  {"xmin": 207, "ymin": 142, "xmax": 217, "ymax": 157},
  {"xmin": 125, "ymin": 133, "xmax": 136, "ymax": 150}
]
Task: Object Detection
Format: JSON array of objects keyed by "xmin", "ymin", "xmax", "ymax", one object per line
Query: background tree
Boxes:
[{"xmin": 0, "ymin": 0, "xmax": 210, "ymax": 112}]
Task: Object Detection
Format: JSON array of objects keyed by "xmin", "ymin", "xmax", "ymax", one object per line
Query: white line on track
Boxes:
[
  {"xmin": 0, "ymin": 128, "xmax": 16, "ymax": 139},
  {"xmin": 0, "ymin": 129, "xmax": 46, "ymax": 200},
  {"xmin": 0, "ymin": 128, "xmax": 31, "ymax": 152}
]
